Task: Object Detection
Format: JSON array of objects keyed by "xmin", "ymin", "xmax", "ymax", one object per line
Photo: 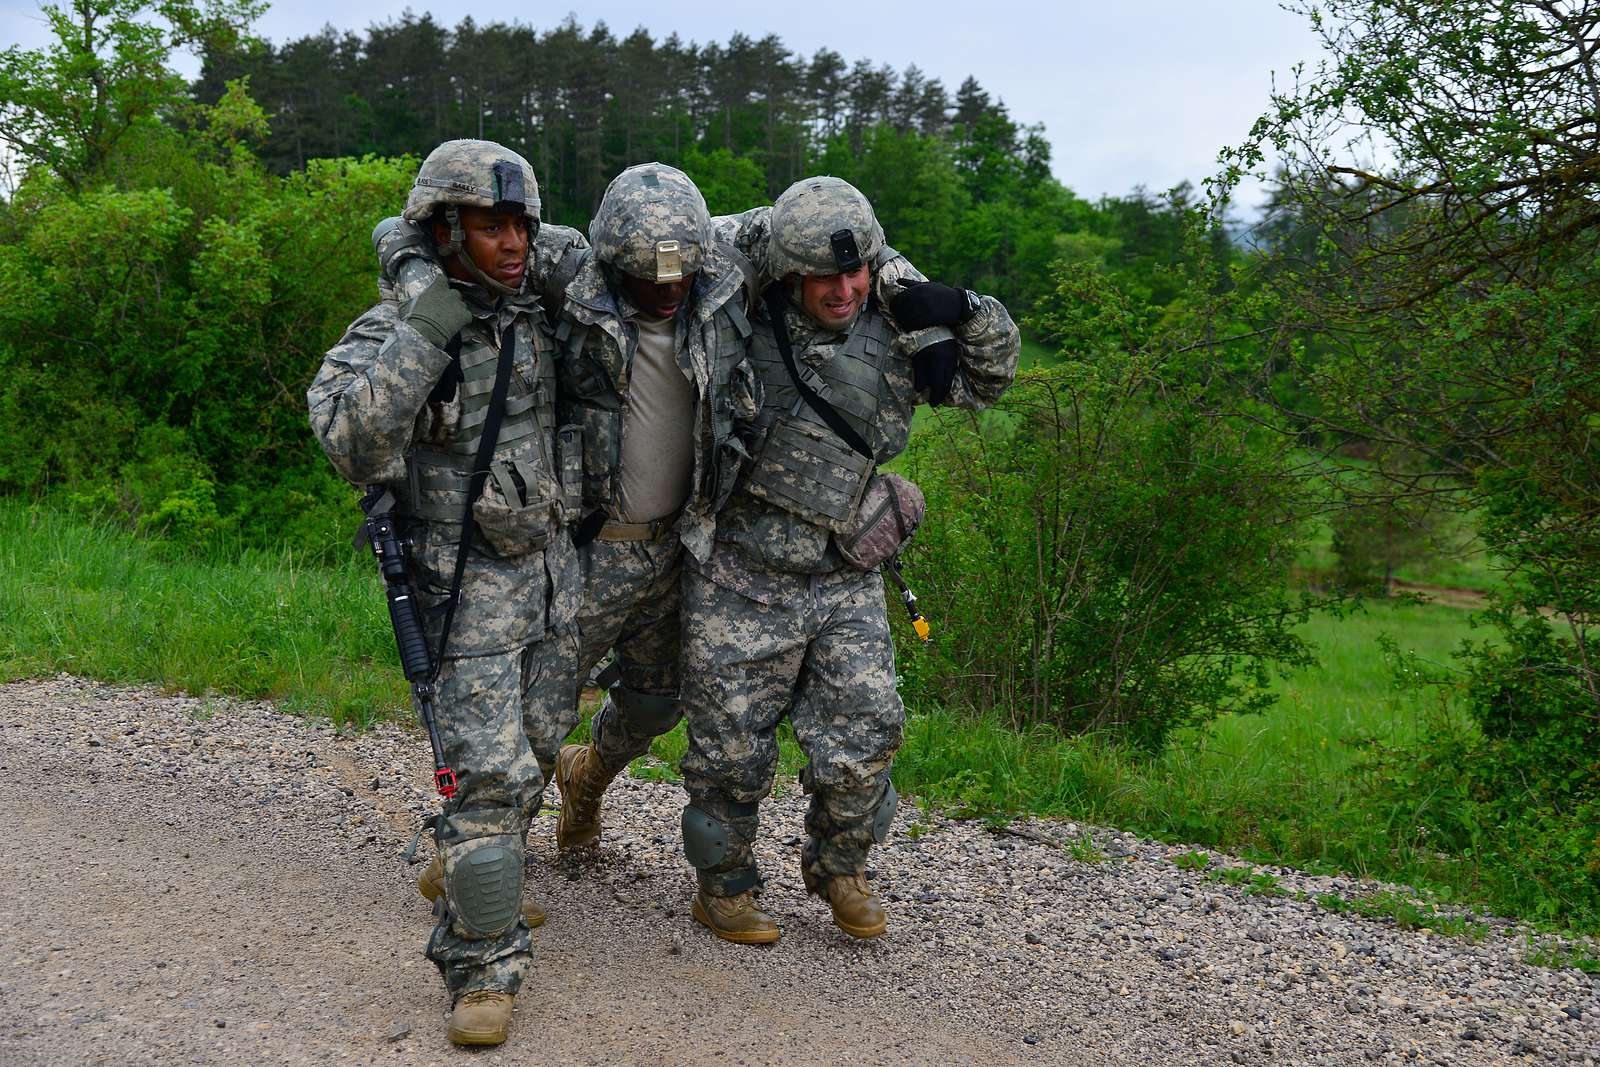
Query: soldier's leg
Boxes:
[
  {"xmin": 589, "ymin": 539, "xmax": 684, "ymax": 770},
  {"xmin": 555, "ymin": 538, "xmax": 679, "ymax": 848},
  {"xmin": 424, "ymin": 649, "xmax": 544, "ymax": 1030},
  {"xmin": 678, "ymin": 568, "xmax": 805, "ymax": 925},
  {"xmin": 787, "ymin": 570, "xmax": 903, "ymax": 937}
]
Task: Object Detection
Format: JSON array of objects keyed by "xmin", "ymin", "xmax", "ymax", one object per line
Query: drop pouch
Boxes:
[
  {"xmin": 472, "ymin": 456, "xmax": 557, "ymax": 556},
  {"xmin": 835, "ymin": 471, "xmax": 925, "ymax": 572}
]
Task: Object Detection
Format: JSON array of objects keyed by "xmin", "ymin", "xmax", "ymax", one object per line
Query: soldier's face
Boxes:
[
  {"xmin": 621, "ymin": 271, "xmax": 695, "ymax": 320},
  {"xmin": 435, "ymin": 207, "xmax": 529, "ymax": 288},
  {"xmin": 800, "ymin": 266, "xmax": 870, "ymax": 330}
]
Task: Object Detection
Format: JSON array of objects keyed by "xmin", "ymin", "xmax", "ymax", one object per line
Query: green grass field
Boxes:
[{"xmin": 3, "ymin": 499, "xmax": 1586, "ymax": 931}]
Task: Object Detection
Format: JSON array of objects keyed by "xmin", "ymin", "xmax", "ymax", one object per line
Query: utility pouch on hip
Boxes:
[
  {"xmin": 742, "ymin": 415, "xmax": 873, "ymax": 533},
  {"xmin": 555, "ymin": 423, "xmax": 583, "ymax": 516},
  {"xmin": 836, "ymin": 471, "xmax": 925, "ymax": 572},
  {"xmin": 472, "ymin": 454, "xmax": 558, "ymax": 556}
]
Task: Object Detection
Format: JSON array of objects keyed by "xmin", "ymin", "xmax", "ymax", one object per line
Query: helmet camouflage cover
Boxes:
[
  {"xmin": 589, "ymin": 163, "xmax": 712, "ymax": 283},
  {"xmin": 403, "ymin": 139, "xmax": 541, "ymax": 224},
  {"xmin": 768, "ymin": 176, "xmax": 885, "ymax": 278}
]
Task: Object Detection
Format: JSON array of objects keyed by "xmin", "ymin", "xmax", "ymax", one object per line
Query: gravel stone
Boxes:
[{"xmin": 3, "ymin": 674, "xmax": 1598, "ymax": 1067}]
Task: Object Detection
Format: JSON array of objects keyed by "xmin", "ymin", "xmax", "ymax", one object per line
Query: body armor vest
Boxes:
[
  {"xmin": 401, "ymin": 310, "xmax": 564, "ymax": 545},
  {"xmin": 554, "ymin": 280, "xmax": 753, "ymax": 517},
  {"xmin": 739, "ymin": 305, "xmax": 897, "ymax": 532}
]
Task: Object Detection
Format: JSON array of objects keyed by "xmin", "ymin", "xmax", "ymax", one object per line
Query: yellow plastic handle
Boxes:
[{"xmin": 912, "ymin": 617, "xmax": 931, "ymax": 642}]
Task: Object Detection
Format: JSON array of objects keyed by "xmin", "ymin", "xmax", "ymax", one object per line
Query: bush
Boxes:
[{"xmin": 895, "ymin": 264, "xmax": 1317, "ymax": 750}]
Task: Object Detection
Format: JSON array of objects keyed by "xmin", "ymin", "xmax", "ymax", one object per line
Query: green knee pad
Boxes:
[
  {"xmin": 446, "ymin": 836, "xmax": 524, "ymax": 939},
  {"xmin": 681, "ymin": 799, "xmax": 759, "ymax": 869},
  {"xmin": 871, "ymin": 783, "xmax": 899, "ymax": 844},
  {"xmin": 609, "ymin": 683, "xmax": 682, "ymax": 735},
  {"xmin": 681, "ymin": 804, "xmax": 732, "ymax": 869}
]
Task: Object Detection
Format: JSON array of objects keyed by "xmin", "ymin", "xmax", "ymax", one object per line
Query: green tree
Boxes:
[
  {"xmin": 0, "ymin": 0, "xmax": 259, "ymax": 189},
  {"xmin": 1221, "ymin": 0, "xmax": 1600, "ymax": 919}
]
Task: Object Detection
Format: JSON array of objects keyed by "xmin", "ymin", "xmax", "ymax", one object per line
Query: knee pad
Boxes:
[
  {"xmin": 871, "ymin": 782, "xmax": 899, "ymax": 844},
  {"xmin": 681, "ymin": 800, "xmax": 758, "ymax": 869},
  {"xmin": 610, "ymin": 683, "xmax": 682, "ymax": 736},
  {"xmin": 681, "ymin": 804, "xmax": 731, "ymax": 870},
  {"xmin": 446, "ymin": 836, "xmax": 524, "ymax": 939},
  {"xmin": 436, "ymin": 808, "xmax": 527, "ymax": 940}
]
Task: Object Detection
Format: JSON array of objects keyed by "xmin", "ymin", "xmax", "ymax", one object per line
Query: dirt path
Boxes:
[{"xmin": 0, "ymin": 676, "xmax": 1595, "ymax": 1066}]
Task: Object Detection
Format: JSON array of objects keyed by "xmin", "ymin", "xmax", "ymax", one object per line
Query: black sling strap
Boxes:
[
  {"xmin": 430, "ymin": 320, "xmax": 517, "ymax": 679},
  {"xmin": 762, "ymin": 286, "xmax": 874, "ymax": 462}
]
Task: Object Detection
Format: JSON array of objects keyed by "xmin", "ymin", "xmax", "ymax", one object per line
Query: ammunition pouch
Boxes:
[
  {"xmin": 742, "ymin": 414, "xmax": 874, "ymax": 533},
  {"xmin": 472, "ymin": 455, "xmax": 561, "ymax": 556}
]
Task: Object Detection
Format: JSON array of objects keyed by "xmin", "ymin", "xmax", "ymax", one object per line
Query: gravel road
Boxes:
[{"xmin": 0, "ymin": 675, "xmax": 1595, "ymax": 1066}]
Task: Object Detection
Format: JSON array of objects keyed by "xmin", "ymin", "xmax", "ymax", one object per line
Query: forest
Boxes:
[{"xmin": 0, "ymin": 0, "xmax": 1596, "ymax": 936}]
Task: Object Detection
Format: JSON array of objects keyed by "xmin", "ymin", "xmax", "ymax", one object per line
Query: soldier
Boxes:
[
  {"xmin": 678, "ymin": 176, "xmax": 1020, "ymax": 944},
  {"xmin": 541, "ymin": 163, "xmax": 762, "ymax": 850},
  {"xmin": 373, "ymin": 168, "xmax": 960, "ymax": 859},
  {"xmin": 307, "ymin": 140, "xmax": 579, "ymax": 1047}
]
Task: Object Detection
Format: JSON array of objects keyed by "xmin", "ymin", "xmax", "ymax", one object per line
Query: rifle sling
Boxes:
[{"xmin": 431, "ymin": 323, "xmax": 516, "ymax": 680}]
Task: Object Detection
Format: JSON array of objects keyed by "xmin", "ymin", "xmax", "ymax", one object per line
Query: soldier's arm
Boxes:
[
  {"xmin": 941, "ymin": 294, "xmax": 1021, "ymax": 411},
  {"xmin": 886, "ymin": 294, "xmax": 1020, "ymax": 413},
  {"xmin": 710, "ymin": 207, "xmax": 774, "ymax": 279},
  {"xmin": 306, "ymin": 303, "xmax": 453, "ymax": 486}
]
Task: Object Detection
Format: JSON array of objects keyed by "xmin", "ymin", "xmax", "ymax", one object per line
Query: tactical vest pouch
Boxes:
[
  {"xmin": 742, "ymin": 414, "xmax": 873, "ymax": 533},
  {"xmin": 836, "ymin": 471, "xmax": 925, "ymax": 571},
  {"xmin": 471, "ymin": 452, "xmax": 560, "ymax": 557},
  {"xmin": 555, "ymin": 423, "xmax": 583, "ymax": 515}
]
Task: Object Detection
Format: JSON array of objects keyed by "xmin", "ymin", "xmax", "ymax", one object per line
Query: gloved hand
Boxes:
[
  {"xmin": 912, "ymin": 337, "xmax": 960, "ymax": 406},
  {"xmin": 404, "ymin": 275, "xmax": 473, "ymax": 351},
  {"xmin": 891, "ymin": 280, "xmax": 977, "ymax": 330}
]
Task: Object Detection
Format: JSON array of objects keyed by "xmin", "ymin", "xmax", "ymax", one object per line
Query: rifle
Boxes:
[{"xmin": 360, "ymin": 496, "xmax": 457, "ymax": 799}]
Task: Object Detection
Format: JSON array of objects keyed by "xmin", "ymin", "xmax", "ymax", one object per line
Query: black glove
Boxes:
[
  {"xmin": 912, "ymin": 338, "xmax": 960, "ymax": 406},
  {"xmin": 891, "ymin": 280, "xmax": 978, "ymax": 330},
  {"xmin": 403, "ymin": 275, "xmax": 472, "ymax": 351}
]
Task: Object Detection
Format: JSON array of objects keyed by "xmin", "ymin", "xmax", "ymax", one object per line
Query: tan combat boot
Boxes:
[
  {"xmin": 825, "ymin": 872, "xmax": 888, "ymax": 939},
  {"xmin": 417, "ymin": 853, "xmax": 545, "ymax": 928},
  {"xmin": 554, "ymin": 743, "xmax": 617, "ymax": 850},
  {"xmin": 691, "ymin": 889, "xmax": 781, "ymax": 944},
  {"xmin": 447, "ymin": 989, "xmax": 515, "ymax": 1046}
]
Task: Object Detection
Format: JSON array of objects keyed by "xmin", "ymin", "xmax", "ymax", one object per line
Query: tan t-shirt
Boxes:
[{"xmin": 614, "ymin": 312, "xmax": 696, "ymax": 522}]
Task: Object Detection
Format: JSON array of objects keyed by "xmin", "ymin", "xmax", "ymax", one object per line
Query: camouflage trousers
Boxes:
[
  {"xmin": 425, "ymin": 633, "xmax": 577, "ymax": 997},
  {"xmin": 679, "ymin": 561, "xmax": 904, "ymax": 896},
  {"xmin": 523, "ymin": 532, "xmax": 684, "ymax": 774}
]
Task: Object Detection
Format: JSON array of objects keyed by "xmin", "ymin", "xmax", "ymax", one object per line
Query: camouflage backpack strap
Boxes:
[
  {"xmin": 718, "ymin": 240, "xmax": 759, "ymax": 315},
  {"xmin": 543, "ymin": 245, "xmax": 588, "ymax": 316}
]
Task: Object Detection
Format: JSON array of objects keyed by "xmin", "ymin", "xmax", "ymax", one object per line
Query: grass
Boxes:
[
  {"xmin": 0, "ymin": 502, "xmax": 406, "ymax": 724},
  {"xmin": 1313, "ymin": 889, "xmax": 1490, "ymax": 941}
]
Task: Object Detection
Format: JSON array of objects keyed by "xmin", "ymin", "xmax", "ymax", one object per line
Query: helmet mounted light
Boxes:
[
  {"xmin": 830, "ymin": 229, "xmax": 863, "ymax": 273},
  {"xmin": 654, "ymin": 240, "xmax": 684, "ymax": 283}
]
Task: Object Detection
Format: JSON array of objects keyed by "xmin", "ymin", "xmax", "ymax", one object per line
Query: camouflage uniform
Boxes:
[
  {"xmin": 542, "ymin": 164, "xmax": 761, "ymax": 774},
  {"xmin": 680, "ymin": 180, "xmax": 1020, "ymax": 898},
  {"xmin": 307, "ymin": 141, "xmax": 579, "ymax": 1003}
]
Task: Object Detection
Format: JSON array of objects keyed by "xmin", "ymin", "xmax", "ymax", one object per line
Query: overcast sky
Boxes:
[{"xmin": 1, "ymin": 0, "xmax": 1326, "ymax": 210}]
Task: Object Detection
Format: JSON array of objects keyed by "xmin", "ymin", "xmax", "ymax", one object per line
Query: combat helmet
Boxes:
[
  {"xmin": 589, "ymin": 163, "xmax": 712, "ymax": 284},
  {"xmin": 404, "ymin": 139, "xmax": 541, "ymax": 294},
  {"xmin": 767, "ymin": 176, "xmax": 884, "ymax": 279}
]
